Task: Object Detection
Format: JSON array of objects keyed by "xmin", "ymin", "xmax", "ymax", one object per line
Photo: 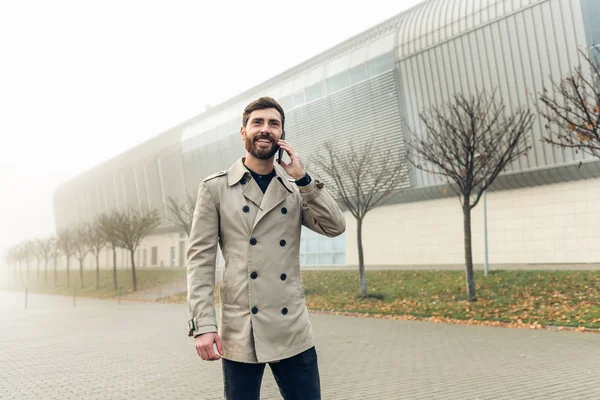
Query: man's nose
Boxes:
[{"xmin": 259, "ymin": 124, "xmax": 271, "ymax": 134}]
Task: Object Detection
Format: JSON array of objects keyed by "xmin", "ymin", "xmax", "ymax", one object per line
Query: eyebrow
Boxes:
[{"xmin": 251, "ymin": 117, "xmax": 281, "ymax": 124}]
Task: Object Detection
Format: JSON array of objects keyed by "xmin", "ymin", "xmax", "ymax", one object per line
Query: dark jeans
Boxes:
[{"xmin": 222, "ymin": 346, "xmax": 321, "ymax": 400}]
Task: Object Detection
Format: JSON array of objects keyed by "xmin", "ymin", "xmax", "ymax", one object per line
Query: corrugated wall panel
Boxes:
[
  {"xmin": 284, "ymin": 71, "xmax": 410, "ymax": 194},
  {"xmin": 54, "ymin": 0, "xmax": 600, "ymax": 230},
  {"xmin": 158, "ymin": 150, "xmax": 185, "ymax": 205},
  {"xmin": 399, "ymin": 0, "xmax": 593, "ymax": 188},
  {"xmin": 144, "ymin": 160, "xmax": 163, "ymax": 213}
]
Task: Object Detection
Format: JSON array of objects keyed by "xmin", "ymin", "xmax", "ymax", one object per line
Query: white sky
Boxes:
[{"xmin": 0, "ymin": 0, "xmax": 424, "ymax": 258}]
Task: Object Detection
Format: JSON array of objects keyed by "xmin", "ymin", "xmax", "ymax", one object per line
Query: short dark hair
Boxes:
[{"xmin": 242, "ymin": 96, "xmax": 285, "ymax": 131}]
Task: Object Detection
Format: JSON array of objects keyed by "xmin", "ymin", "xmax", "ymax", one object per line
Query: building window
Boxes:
[
  {"xmin": 582, "ymin": 0, "xmax": 600, "ymax": 48},
  {"xmin": 367, "ymin": 52, "xmax": 394, "ymax": 76},
  {"xmin": 292, "ymin": 91, "xmax": 305, "ymax": 108},
  {"xmin": 279, "ymin": 95, "xmax": 293, "ymax": 110},
  {"xmin": 179, "ymin": 241, "xmax": 186, "ymax": 267},
  {"xmin": 349, "ymin": 63, "xmax": 368, "ymax": 84},
  {"xmin": 300, "ymin": 227, "xmax": 346, "ymax": 266},
  {"xmin": 306, "ymin": 82, "xmax": 326, "ymax": 102},
  {"xmin": 151, "ymin": 246, "xmax": 158, "ymax": 266},
  {"xmin": 326, "ymin": 71, "xmax": 350, "ymax": 94}
]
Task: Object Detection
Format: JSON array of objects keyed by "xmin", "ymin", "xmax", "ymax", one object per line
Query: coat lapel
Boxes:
[
  {"xmin": 252, "ymin": 177, "xmax": 289, "ymax": 231},
  {"xmin": 242, "ymin": 179, "xmax": 263, "ymax": 208}
]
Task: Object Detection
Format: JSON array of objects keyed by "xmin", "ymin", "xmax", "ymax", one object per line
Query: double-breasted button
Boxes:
[
  {"xmin": 250, "ymin": 238, "xmax": 257, "ymax": 245},
  {"xmin": 281, "ymin": 308, "xmax": 288, "ymax": 315},
  {"xmin": 240, "ymin": 178, "xmax": 247, "ymax": 185},
  {"xmin": 281, "ymin": 207, "xmax": 287, "ymax": 214},
  {"xmin": 280, "ymin": 239, "xmax": 286, "ymax": 247},
  {"xmin": 280, "ymin": 273, "xmax": 287, "ymax": 281},
  {"xmin": 242, "ymin": 205, "xmax": 250, "ymax": 213},
  {"xmin": 250, "ymin": 271, "xmax": 258, "ymax": 279},
  {"xmin": 251, "ymin": 306, "xmax": 258, "ymax": 314}
]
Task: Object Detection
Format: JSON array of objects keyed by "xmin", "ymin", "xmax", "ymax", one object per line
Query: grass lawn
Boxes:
[
  {"xmin": 159, "ymin": 270, "xmax": 600, "ymax": 330},
  {"xmin": 4, "ymin": 268, "xmax": 599, "ymax": 330},
  {"xmin": 300, "ymin": 270, "xmax": 600, "ymax": 330},
  {"xmin": 2, "ymin": 267, "xmax": 186, "ymax": 299}
]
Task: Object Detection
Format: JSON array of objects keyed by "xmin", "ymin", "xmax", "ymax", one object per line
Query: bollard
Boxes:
[{"xmin": 25, "ymin": 287, "xmax": 28, "ymax": 310}]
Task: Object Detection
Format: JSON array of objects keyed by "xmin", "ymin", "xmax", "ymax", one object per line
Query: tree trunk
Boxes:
[
  {"xmin": 463, "ymin": 201, "xmax": 477, "ymax": 302},
  {"xmin": 95, "ymin": 254, "xmax": 100, "ymax": 290},
  {"xmin": 44, "ymin": 258, "xmax": 48, "ymax": 287},
  {"xmin": 36, "ymin": 259, "xmax": 40, "ymax": 284},
  {"xmin": 112, "ymin": 245, "xmax": 118, "ymax": 291},
  {"xmin": 357, "ymin": 217, "xmax": 367, "ymax": 298},
  {"xmin": 53, "ymin": 255, "xmax": 58, "ymax": 288},
  {"xmin": 26, "ymin": 260, "xmax": 30, "ymax": 284},
  {"xmin": 66, "ymin": 256, "xmax": 70, "ymax": 288},
  {"xmin": 130, "ymin": 250, "xmax": 137, "ymax": 292},
  {"xmin": 79, "ymin": 259, "xmax": 84, "ymax": 288}
]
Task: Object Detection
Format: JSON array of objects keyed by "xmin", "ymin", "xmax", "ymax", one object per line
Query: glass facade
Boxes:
[
  {"xmin": 299, "ymin": 227, "xmax": 346, "ymax": 267},
  {"xmin": 176, "ymin": 44, "xmax": 397, "ymax": 268},
  {"xmin": 179, "ymin": 36, "xmax": 396, "ymax": 149},
  {"xmin": 582, "ymin": 0, "xmax": 600, "ymax": 48}
]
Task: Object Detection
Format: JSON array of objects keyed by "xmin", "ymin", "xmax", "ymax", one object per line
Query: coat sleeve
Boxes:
[
  {"xmin": 298, "ymin": 176, "xmax": 346, "ymax": 237},
  {"xmin": 186, "ymin": 180, "xmax": 220, "ymax": 337}
]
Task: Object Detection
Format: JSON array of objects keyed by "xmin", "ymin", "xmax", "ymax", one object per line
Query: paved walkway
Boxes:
[{"xmin": 1, "ymin": 290, "xmax": 599, "ymax": 400}]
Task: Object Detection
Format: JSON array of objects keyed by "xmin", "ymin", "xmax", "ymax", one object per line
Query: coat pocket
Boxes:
[{"xmin": 220, "ymin": 257, "xmax": 235, "ymax": 305}]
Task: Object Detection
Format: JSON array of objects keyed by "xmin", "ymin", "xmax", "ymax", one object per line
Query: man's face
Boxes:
[{"xmin": 241, "ymin": 108, "xmax": 283, "ymax": 160}]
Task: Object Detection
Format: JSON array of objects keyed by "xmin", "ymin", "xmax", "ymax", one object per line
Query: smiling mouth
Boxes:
[{"xmin": 254, "ymin": 138, "xmax": 273, "ymax": 145}]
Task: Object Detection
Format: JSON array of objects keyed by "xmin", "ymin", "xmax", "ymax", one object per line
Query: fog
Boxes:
[{"xmin": 0, "ymin": 0, "xmax": 422, "ymax": 260}]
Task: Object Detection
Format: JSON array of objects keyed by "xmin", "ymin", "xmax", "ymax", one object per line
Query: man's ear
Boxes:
[{"xmin": 240, "ymin": 126, "xmax": 246, "ymax": 140}]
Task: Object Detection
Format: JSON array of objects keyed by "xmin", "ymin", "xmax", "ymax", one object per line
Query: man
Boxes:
[{"xmin": 186, "ymin": 96, "xmax": 346, "ymax": 400}]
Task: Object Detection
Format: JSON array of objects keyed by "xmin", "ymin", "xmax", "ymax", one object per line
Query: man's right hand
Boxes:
[{"xmin": 195, "ymin": 332, "xmax": 223, "ymax": 361}]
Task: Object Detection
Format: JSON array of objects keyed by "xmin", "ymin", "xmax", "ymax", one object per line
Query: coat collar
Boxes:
[{"xmin": 227, "ymin": 157, "xmax": 294, "ymax": 193}]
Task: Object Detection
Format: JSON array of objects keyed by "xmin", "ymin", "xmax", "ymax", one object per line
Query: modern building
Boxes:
[{"xmin": 53, "ymin": 0, "xmax": 600, "ymax": 270}]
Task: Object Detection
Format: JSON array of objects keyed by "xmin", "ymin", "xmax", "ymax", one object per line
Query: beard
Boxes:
[{"xmin": 245, "ymin": 134, "xmax": 280, "ymax": 160}]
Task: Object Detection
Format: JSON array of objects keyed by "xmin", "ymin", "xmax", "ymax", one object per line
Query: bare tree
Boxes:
[
  {"xmin": 58, "ymin": 229, "xmax": 76, "ymax": 287},
  {"xmin": 15, "ymin": 243, "xmax": 27, "ymax": 282},
  {"xmin": 407, "ymin": 91, "xmax": 534, "ymax": 301},
  {"xmin": 165, "ymin": 192, "xmax": 196, "ymax": 237},
  {"xmin": 31, "ymin": 240, "xmax": 42, "ymax": 284},
  {"xmin": 86, "ymin": 221, "xmax": 106, "ymax": 290},
  {"xmin": 23, "ymin": 240, "xmax": 35, "ymax": 284},
  {"xmin": 73, "ymin": 225, "xmax": 90, "ymax": 289},
  {"xmin": 113, "ymin": 206, "xmax": 161, "ymax": 291},
  {"xmin": 36, "ymin": 237, "xmax": 55, "ymax": 287},
  {"xmin": 13, "ymin": 243, "xmax": 24, "ymax": 282},
  {"xmin": 97, "ymin": 211, "xmax": 121, "ymax": 290},
  {"xmin": 311, "ymin": 141, "xmax": 406, "ymax": 298},
  {"xmin": 50, "ymin": 238, "xmax": 61, "ymax": 287},
  {"xmin": 3, "ymin": 245, "xmax": 18, "ymax": 282},
  {"xmin": 538, "ymin": 47, "xmax": 600, "ymax": 159}
]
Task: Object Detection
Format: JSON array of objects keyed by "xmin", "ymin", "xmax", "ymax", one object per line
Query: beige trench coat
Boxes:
[{"xmin": 186, "ymin": 157, "xmax": 346, "ymax": 363}]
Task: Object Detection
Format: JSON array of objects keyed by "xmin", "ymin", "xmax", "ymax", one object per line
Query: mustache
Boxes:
[{"xmin": 253, "ymin": 135, "xmax": 275, "ymax": 143}]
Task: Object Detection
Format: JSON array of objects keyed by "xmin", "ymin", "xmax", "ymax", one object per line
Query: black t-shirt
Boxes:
[
  {"xmin": 244, "ymin": 164, "xmax": 311, "ymax": 194},
  {"xmin": 245, "ymin": 167, "xmax": 276, "ymax": 194}
]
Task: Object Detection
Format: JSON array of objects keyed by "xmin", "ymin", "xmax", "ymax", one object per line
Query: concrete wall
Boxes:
[
  {"xmin": 345, "ymin": 177, "xmax": 600, "ymax": 266},
  {"xmin": 47, "ymin": 177, "xmax": 600, "ymax": 271}
]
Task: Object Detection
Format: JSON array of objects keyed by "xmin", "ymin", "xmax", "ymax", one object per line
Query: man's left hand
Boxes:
[{"xmin": 278, "ymin": 140, "xmax": 306, "ymax": 180}]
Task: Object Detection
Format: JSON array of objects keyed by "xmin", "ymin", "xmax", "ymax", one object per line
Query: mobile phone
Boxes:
[{"xmin": 277, "ymin": 130, "xmax": 286, "ymax": 164}]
